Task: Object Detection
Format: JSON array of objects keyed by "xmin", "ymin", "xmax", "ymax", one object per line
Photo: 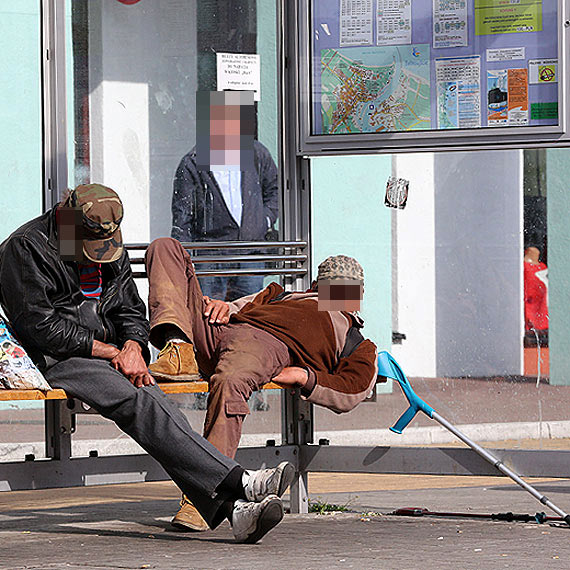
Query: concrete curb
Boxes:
[{"xmin": 1, "ymin": 420, "xmax": 570, "ymax": 462}]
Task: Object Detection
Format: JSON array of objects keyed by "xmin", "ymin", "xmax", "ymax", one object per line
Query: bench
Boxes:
[{"xmin": 0, "ymin": 240, "xmax": 310, "ymax": 500}]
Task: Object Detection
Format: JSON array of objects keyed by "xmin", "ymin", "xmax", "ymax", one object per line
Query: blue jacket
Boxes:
[{"xmin": 171, "ymin": 140, "xmax": 279, "ymax": 242}]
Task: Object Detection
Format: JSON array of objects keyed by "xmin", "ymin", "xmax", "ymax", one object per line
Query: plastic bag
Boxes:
[{"xmin": 0, "ymin": 317, "xmax": 52, "ymax": 390}]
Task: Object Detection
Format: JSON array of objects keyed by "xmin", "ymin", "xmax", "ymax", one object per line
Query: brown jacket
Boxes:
[{"xmin": 229, "ymin": 283, "xmax": 378, "ymax": 414}]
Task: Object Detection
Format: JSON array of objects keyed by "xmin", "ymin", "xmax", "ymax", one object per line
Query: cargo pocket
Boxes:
[{"xmin": 225, "ymin": 401, "xmax": 251, "ymax": 416}]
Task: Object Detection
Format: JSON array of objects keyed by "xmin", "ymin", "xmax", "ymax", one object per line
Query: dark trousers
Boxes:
[
  {"xmin": 45, "ymin": 357, "xmax": 237, "ymax": 528},
  {"xmin": 198, "ymin": 262, "xmax": 265, "ymax": 301}
]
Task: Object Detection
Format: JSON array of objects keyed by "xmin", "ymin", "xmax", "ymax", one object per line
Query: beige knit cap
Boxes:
[{"xmin": 317, "ymin": 255, "xmax": 364, "ymax": 283}]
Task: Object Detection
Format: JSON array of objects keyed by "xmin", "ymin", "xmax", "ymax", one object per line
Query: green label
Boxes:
[{"xmin": 530, "ymin": 102, "xmax": 558, "ymax": 120}]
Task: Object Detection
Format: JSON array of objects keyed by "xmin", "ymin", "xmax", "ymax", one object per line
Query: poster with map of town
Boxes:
[
  {"xmin": 321, "ymin": 45, "xmax": 431, "ymax": 134},
  {"xmin": 310, "ymin": 0, "xmax": 559, "ymax": 135}
]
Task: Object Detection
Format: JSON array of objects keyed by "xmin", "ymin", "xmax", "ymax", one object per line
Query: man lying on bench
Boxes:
[
  {"xmin": 146, "ymin": 238, "xmax": 379, "ymax": 531},
  {"xmin": 0, "ymin": 184, "xmax": 293, "ymax": 544}
]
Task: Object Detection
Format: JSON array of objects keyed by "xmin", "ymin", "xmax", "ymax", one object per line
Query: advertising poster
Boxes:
[
  {"xmin": 507, "ymin": 68, "xmax": 529, "ymax": 125},
  {"xmin": 487, "ymin": 69, "xmax": 508, "ymax": 126},
  {"xmin": 433, "ymin": 0, "xmax": 468, "ymax": 48},
  {"xmin": 475, "ymin": 0, "xmax": 542, "ymax": 36},
  {"xmin": 436, "ymin": 56, "xmax": 481, "ymax": 129},
  {"xmin": 376, "ymin": 0, "xmax": 412, "ymax": 46},
  {"xmin": 528, "ymin": 58, "xmax": 558, "ymax": 84},
  {"xmin": 340, "ymin": 0, "xmax": 374, "ymax": 46}
]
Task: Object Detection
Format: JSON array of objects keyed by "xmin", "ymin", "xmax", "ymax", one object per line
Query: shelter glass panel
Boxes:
[
  {"xmin": 0, "ymin": 1, "xmax": 44, "ymax": 463},
  {"xmin": 311, "ymin": 147, "xmax": 570, "ymax": 455},
  {"xmin": 65, "ymin": 0, "xmax": 284, "ymax": 452}
]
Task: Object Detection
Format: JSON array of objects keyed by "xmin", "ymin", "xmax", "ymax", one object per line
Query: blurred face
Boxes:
[
  {"xmin": 317, "ymin": 279, "xmax": 363, "ymax": 312},
  {"xmin": 57, "ymin": 206, "xmax": 84, "ymax": 261},
  {"xmin": 196, "ymin": 91, "xmax": 255, "ymax": 171}
]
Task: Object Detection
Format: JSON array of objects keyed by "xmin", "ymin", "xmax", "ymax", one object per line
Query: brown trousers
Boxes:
[{"xmin": 145, "ymin": 238, "xmax": 290, "ymax": 458}]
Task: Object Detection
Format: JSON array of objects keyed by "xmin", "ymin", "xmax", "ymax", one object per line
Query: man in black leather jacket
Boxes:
[
  {"xmin": 0, "ymin": 188, "xmax": 150, "ymax": 376},
  {"xmin": 0, "ymin": 184, "xmax": 293, "ymax": 544}
]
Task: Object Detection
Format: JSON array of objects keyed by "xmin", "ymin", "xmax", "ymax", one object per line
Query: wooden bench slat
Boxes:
[
  {"xmin": 0, "ymin": 388, "xmax": 69, "ymax": 401},
  {"xmin": 0, "ymin": 381, "xmax": 283, "ymax": 402}
]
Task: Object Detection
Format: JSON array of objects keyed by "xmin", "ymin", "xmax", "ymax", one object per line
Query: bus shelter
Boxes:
[{"xmin": 1, "ymin": 0, "xmax": 569, "ymax": 512}]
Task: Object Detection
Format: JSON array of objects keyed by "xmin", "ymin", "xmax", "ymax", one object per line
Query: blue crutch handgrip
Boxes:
[{"xmin": 376, "ymin": 351, "xmax": 434, "ymax": 434}]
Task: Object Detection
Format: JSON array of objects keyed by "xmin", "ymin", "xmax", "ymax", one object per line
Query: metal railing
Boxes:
[{"xmin": 126, "ymin": 240, "xmax": 309, "ymax": 279}]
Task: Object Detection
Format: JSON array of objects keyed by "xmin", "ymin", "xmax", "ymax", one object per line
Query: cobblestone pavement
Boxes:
[{"xmin": 1, "ymin": 474, "xmax": 570, "ymax": 569}]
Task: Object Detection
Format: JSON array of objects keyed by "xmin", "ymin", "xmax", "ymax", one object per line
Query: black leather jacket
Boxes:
[
  {"xmin": 0, "ymin": 207, "xmax": 150, "ymax": 370},
  {"xmin": 171, "ymin": 140, "xmax": 279, "ymax": 242}
]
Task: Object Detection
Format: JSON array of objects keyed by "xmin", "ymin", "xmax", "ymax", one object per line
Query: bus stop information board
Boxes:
[{"xmin": 309, "ymin": 0, "xmax": 559, "ymax": 137}]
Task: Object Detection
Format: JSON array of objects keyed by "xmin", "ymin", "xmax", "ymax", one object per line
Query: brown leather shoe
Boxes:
[
  {"xmin": 148, "ymin": 341, "xmax": 200, "ymax": 381},
  {"xmin": 171, "ymin": 496, "xmax": 209, "ymax": 531}
]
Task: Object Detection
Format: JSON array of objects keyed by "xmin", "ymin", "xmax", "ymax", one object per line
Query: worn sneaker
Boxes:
[
  {"xmin": 148, "ymin": 341, "xmax": 200, "ymax": 381},
  {"xmin": 170, "ymin": 495, "xmax": 209, "ymax": 531},
  {"xmin": 232, "ymin": 495, "xmax": 284, "ymax": 544},
  {"xmin": 244, "ymin": 461, "xmax": 295, "ymax": 502}
]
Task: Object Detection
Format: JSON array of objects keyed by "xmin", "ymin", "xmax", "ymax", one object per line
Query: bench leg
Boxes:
[
  {"xmin": 45, "ymin": 400, "xmax": 75, "ymax": 461},
  {"xmin": 289, "ymin": 470, "xmax": 309, "ymax": 514},
  {"xmin": 282, "ymin": 389, "xmax": 313, "ymax": 514}
]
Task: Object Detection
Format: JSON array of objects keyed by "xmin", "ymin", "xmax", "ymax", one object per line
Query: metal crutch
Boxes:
[{"xmin": 378, "ymin": 350, "xmax": 570, "ymax": 526}]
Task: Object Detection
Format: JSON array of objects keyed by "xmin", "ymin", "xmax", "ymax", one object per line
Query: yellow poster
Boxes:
[{"xmin": 475, "ymin": 0, "xmax": 542, "ymax": 36}]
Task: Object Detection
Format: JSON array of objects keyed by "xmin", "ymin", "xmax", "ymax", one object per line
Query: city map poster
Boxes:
[
  {"xmin": 507, "ymin": 68, "xmax": 529, "ymax": 125},
  {"xmin": 435, "ymin": 56, "xmax": 481, "ymax": 129},
  {"xmin": 320, "ymin": 45, "xmax": 431, "ymax": 134},
  {"xmin": 475, "ymin": 0, "xmax": 542, "ymax": 36}
]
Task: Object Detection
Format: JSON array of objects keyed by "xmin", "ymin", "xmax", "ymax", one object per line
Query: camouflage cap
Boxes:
[
  {"xmin": 317, "ymin": 255, "xmax": 364, "ymax": 284},
  {"xmin": 67, "ymin": 184, "xmax": 124, "ymax": 263}
]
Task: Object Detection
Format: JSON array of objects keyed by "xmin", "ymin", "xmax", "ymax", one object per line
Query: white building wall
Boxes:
[
  {"xmin": 391, "ymin": 153, "xmax": 436, "ymax": 377},
  {"xmin": 392, "ymin": 151, "xmax": 524, "ymax": 378}
]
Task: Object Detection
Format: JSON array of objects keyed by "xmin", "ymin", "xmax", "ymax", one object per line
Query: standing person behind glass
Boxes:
[{"xmin": 171, "ymin": 91, "xmax": 278, "ymax": 411}]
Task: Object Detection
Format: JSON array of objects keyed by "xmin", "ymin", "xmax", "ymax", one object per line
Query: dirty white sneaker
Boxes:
[
  {"xmin": 232, "ymin": 495, "xmax": 284, "ymax": 544},
  {"xmin": 243, "ymin": 461, "xmax": 295, "ymax": 502}
]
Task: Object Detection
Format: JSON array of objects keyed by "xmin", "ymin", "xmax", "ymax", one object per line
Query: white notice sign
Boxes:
[
  {"xmin": 486, "ymin": 47, "xmax": 525, "ymax": 62},
  {"xmin": 433, "ymin": 0, "xmax": 468, "ymax": 49},
  {"xmin": 528, "ymin": 59, "xmax": 558, "ymax": 84},
  {"xmin": 340, "ymin": 0, "xmax": 373, "ymax": 46},
  {"xmin": 216, "ymin": 53, "xmax": 261, "ymax": 101},
  {"xmin": 376, "ymin": 0, "xmax": 412, "ymax": 46}
]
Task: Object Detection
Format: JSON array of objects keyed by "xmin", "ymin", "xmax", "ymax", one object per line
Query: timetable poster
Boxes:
[{"xmin": 311, "ymin": 0, "xmax": 558, "ymax": 134}]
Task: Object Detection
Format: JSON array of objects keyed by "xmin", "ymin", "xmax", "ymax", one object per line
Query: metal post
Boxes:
[
  {"xmin": 279, "ymin": 0, "xmax": 314, "ymax": 514},
  {"xmin": 41, "ymin": 0, "xmax": 68, "ymax": 209}
]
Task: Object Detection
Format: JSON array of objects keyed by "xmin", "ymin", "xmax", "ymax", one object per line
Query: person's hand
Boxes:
[
  {"xmin": 111, "ymin": 340, "xmax": 155, "ymax": 388},
  {"xmin": 92, "ymin": 339, "xmax": 121, "ymax": 361},
  {"xmin": 203, "ymin": 296, "xmax": 230, "ymax": 325},
  {"xmin": 271, "ymin": 366, "xmax": 309, "ymax": 388}
]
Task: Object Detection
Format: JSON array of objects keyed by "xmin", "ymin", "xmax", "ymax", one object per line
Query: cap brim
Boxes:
[{"xmin": 83, "ymin": 228, "xmax": 123, "ymax": 263}]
